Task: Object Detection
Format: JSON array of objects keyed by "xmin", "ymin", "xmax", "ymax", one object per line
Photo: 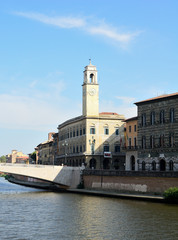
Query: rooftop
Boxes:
[{"xmin": 135, "ymin": 92, "xmax": 178, "ymax": 105}]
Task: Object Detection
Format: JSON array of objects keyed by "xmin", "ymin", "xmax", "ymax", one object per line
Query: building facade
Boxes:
[
  {"xmin": 57, "ymin": 61, "xmax": 125, "ymax": 169},
  {"xmin": 135, "ymin": 93, "xmax": 178, "ymax": 171},
  {"xmin": 124, "ymin": 117, "xmax": 138, "ymax": 171},
  {"xmin": 6, "ymin": 150, "xmax": 29, "ymax": 164},
  {"xmin": 36, "ymin": 132, "xmax": 55, "ymax": 165}
]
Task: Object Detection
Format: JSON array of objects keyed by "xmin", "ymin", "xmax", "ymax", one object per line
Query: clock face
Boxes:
[{"xmin": 88, "ymin": 88, "xmax": 96, "ymax": 96}]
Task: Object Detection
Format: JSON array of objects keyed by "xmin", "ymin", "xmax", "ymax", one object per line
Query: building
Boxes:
[
  {"xmin": 36, "ymin": 132, "xmax": 55, "ymax": 165},
  {"xmin": 135, "ymin": 93, "xmax": 178, "ymax": 171},
  {"xmin": 57, "ymin": 61, "xmax": 125, "ymax": 169},
  {"xmin": 6, "ymin": 150, "xmax": 29, "ymax": 164},
  {"xmin": 124, "ymin": 116, "xmax": 138, "ymax": 171}
]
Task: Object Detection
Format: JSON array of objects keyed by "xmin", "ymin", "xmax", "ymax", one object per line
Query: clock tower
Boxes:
[{"xmin": 82, "ymin": 60, "xmax": 99, "ymax": 116}]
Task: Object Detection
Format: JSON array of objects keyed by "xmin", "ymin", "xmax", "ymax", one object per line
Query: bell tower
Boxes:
[{"xmin": 82, "ymin": 60, "xmax": 99, "ymax": 117}]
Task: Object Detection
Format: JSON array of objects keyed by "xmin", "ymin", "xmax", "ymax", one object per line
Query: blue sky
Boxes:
[{"xmin": 0, "ymin": 0, "xmax": 178, "ymax": 156}]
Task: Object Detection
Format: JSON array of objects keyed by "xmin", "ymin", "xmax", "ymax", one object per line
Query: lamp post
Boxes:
[
  {"xmin": 89, "ymin": 136, "xmax": 95, "ymax": 169},
  {"xmin": 62, "ymin": 140, "xmax": 68, "ymax": 165}
]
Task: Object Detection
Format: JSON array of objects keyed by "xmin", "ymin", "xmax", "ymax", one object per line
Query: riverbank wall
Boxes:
[{"xmin": 83, "ymin": 170, "xmax": 178, "ymax": 195}]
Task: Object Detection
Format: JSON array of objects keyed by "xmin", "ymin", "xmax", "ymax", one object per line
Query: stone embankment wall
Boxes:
[{"xmin": 83, "ymin": 170, "xmax": 178, "ymax": 194}]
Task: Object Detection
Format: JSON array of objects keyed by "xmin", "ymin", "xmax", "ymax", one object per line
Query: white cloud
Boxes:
[
  {"xmin": 14, "ymin": 12, "xmax": 86, "ymax": 28},
  {"xmin": 100, "ymin": 97, "xmax": 137, "ymax": 119},
  {"xmin": 13, "ymin": 12, "xmax": 142, "ymax": 47},
  {"xmin": 115, "ymin": 96, "xmax": 136, "ymax": 104}
]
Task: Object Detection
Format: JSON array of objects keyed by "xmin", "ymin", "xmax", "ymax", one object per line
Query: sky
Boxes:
[{"xmin": 0, "ymin": 0, "xmax": 178, "ymax": 156}]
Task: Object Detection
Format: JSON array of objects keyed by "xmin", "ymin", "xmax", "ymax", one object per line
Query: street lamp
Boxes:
[
  {"xmin": 89, "ymin": 136, "xmax": 96, "ymax": 169},
  {"xmin": 89, "ymin": 136, "xmax": 95, "ymax": 155},
  {"xmin": 62, "ymin": 140, "xmax": 68, "ymax": 165}
]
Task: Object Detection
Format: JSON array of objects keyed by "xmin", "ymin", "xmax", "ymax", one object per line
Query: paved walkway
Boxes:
[{"xmin": 68, "ymin": 189, "xmax": 164, "ymax": 203}]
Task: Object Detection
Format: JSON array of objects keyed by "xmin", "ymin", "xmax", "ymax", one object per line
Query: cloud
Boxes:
[
  {"xmin": 13, "ymin": 12, "xmax": 141, "ymax": 47},
  {"xmin": 14, "ymin": 12, "xmax": 85, "ymax": 28},
  {"xmin": 100, "ymin": 96, "xmax": 137, "ymax": 119},
  {"xmin": 116, "ymin": 96, "xmax": 136, "ymax": 104}
]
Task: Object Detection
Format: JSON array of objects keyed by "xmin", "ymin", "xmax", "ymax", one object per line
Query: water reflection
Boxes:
[{"xmin": 0, "ymin": 178, "xmax": 178, "ymax": 240}]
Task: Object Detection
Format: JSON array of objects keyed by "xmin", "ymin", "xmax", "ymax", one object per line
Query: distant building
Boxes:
[
  {"xmin": 124, "ymin": 116, "xmax": 138, "ymax": 171},
  {"xmin": 36, "ymin": 132, "xmax": 55, "ymax": 165},
  {"xmin": 6, "ymin": 150, "xmax": 29, "ymax": 164},
  {"xmin": 135, "ymin": 93, "xmax": 178, "ymax": 171},
  {"xmin": 57, "ymin": 61, "xmax": 125, "ymax": 169}
]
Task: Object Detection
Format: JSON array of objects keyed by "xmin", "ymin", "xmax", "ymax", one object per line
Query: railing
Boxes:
[{"xmin": 83, "ymin": 169, "xmax": 178, "ymax": 178}]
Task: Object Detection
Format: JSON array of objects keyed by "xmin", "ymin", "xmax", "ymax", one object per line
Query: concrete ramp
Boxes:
[{"xmin": 0, "ymin": 164, "xmax": 81, "ymax": 189}]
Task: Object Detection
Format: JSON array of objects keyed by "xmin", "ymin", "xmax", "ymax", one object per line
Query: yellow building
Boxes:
[
  {"xmin": 6, "ymin": 150, "xmax": 29, "ymax": 164},
  {"xmin": 124, "ymin": 116, "xmax": 138, "ymax": 170},
  {"xmin": 57, "ymin": 61, "xmax": 125, "ymax": 169}
]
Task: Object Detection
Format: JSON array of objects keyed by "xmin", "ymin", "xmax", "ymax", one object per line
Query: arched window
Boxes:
[
  {"xmin": 89, "ymin": 158, "xmax": 96, "ymax": 169},
  {"xmin": 160, "ymin": 110, "xmax": 165, "ymax": 124},
  {"xmin": 142, "ymin": 136, "xmax": 146, "ymax": 149},
  {"xmin": 142, "ymin": 161, "xmax": 146, "ymax": 171},
  {"xmin": 142, "ymin": 113, "xmax": 146, "ymax": 127},
  {"xmin": 160, "ymin": 159, "xmax": 166, "ymax": 171},
  {"xmin": 169, "ymin": 160, "xmax": 174, "ymax": 171},
  {"xmin": 170, "ymin": 108, "xmax": 175, "ymax": 123},
  {"xmin": 90, "ymin": 73, "xmax": 94, "ymax": 83},
  {"xmin": 150, "ymin": 111, "xmax": 155, "ymax": 125},
  {"xmin": 152, "ymin": 161, "xmax": 156, "ymax": 170},
  {"xmin": 130, "ymin": 156, "xmax": 135, "ymax": 171},
  {"xmin": 150, "ymin": 135, "xmax": 155, "ymax": 148}
]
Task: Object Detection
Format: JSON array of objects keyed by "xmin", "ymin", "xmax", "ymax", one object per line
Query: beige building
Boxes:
[
  {"xmin": 6, "ymin": 150, "xmax": 29, "ymax": 164},
  {"xmin": 36, "ymin": 132, "xmax": 55, "ymax": 165},
  {"xmin": 57, "ymin": 61, "xmax": 125, "ymax": 169}
]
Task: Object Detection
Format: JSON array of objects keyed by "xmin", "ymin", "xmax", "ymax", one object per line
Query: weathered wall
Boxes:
[{"xmin": 83, "ymin": 175, "xmax": 178, "ymax": 194}]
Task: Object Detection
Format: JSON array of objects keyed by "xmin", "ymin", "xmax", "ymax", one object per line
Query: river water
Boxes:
[{"xmin": 0, "ymin": 177, "xmax": 178, "ymax": 240}]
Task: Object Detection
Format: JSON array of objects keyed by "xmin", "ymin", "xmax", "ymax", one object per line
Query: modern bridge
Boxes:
[{"xmin": 0, "ymin": 163, "xmax": 82, "ymax": 189}]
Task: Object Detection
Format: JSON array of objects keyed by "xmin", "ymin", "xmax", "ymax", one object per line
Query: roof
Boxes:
[
  {"xmin": 124, "ymin": 116, "xmax": 138, "ymax": 122},
  {"xmin": 99, "ymin": 112, "xmax": 119, "ymax": 115},
  {"xmin": 135, "ymin": 92, "xmax": 178, "ymax": 105}
]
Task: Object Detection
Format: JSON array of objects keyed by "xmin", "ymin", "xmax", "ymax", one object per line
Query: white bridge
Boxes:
[{"xmin": 0, "ymin": 164, "xmax": 82, "ymax": 189}]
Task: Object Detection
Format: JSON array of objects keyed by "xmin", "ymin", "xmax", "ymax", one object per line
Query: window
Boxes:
[
  {"xmin": 73, "ymin": 129, "xmax": 75, "ymax": 137},
  {"xmin": 70, "ymin": 130, "xmax": 72, "ymax": 138},
  {"xmin": 169, "ymin": 133, "xmax": 174, "ymax": 147},
  {"xmin": 73, "ymin": 146, "xmax": 75, "ymax": 153},
  {"xmin": 129, "ymin": 138, "xmax": 132, "ymax": 148},
  {"xmin": 103, "ymin": 145, "xmax": 109, "ymax": 152},
  {"xmin": 142, "ymin": 136, "xmax": 146, "ymax": 149},
  {"xmin": 150, "ymin": 111, "xmax": 155, "ymax": 125},
  {"xmin": 150, "ymin": 135, "xmax": 155, "ymax": 148},
  {"xmin": 134, "ymin": 125, "xmax": 137, "ymax": 132},
  {"xmin": 134, "ymin": 137, "xmax": 137, "ymax": 148},
  {"xmin": 104, "ymin": 128, "xmax": 109, "ymax": 135},
  {"xmin": 129, "ymin": 126, "xmax": 131, "ymax": 133},
  {"xmin": 76, "ymin": 129, "xmax": 79, "ymax": 136},
  {"xmin": 170, "ymin": 108, "xmax": 175, "ymax": 123},
  {"xmin": 142, "ymin": 161, "xmax": 146, "ymax": 171},
  {"xmin": 76, "ymin": 146, "xmax": 79, "ymax": 153},
  {"xmin": 169, "ymin": 160, "xmax": 174, "ymax": 171},
  {"xmin": 160, "ymin": 110, "xmax": 165, "ymax": 124},
  {"xmin": 80, "ymin": 145, "xmax": 82, "ymax": 152},
  {"xmin": 159, "ymin": 134, "xmax": 164, "ymax": 147},
  {"xmin": 142, "ymin": 113, "xmax": 146, "ymax": 127},
  {"xmin": 115, "ymin": 128, "xmax": 119, "ymax": 135},
  {"xmin": 152, "ymin": 161, "xmax": 156, "ymax": 171},
  {"xmin": 115, "ymin": 145, "xmax": 120, "ymax": 152},
  {"xmin": 90, "ymin": 127, "xmax": 95, "ymax": 134},
  {"xmin": 83, "ymin": 127, "xmax": 86, "ymax": 135},
  {"xmin": 80, "ymin": 128, "xmax": 82, "ymax": 136}
]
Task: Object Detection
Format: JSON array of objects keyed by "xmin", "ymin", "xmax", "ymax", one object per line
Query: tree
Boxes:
[
  {"xmin": 0, "ymin": 155, "xmax": 6, "ymax": 163},
  {"xmin": 30, "ymin": 151, "xmax": 36, "ymax": 162}
]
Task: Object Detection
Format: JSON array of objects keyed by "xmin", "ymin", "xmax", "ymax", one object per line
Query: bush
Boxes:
[{"xmin": 163, "ymin": 187, "xmax": 178, "ymax": 203}]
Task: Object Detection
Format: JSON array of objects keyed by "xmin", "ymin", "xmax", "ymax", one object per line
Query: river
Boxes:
[{"xmin": 0, "ymin": 177, "xmax": 178, "ymax": 240}]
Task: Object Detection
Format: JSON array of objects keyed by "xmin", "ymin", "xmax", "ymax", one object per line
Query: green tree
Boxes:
[
  {"xmin": 0, "ymin": 155, "xmax": 6, "ymax": 163},
  {"xmin": 30, "ymin": 151, "xmax": 36, "ymax": 162}
]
